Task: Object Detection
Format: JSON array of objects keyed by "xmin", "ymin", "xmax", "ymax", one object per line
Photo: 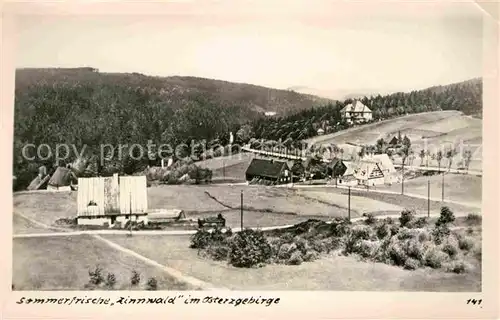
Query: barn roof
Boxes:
[
  {"xmin": 48, "ymin": 167, "xmax": 77, "ymax": 187},
  {"xmin": 245, "ymin": 158, "xmax": 288, "ymax": 179}
]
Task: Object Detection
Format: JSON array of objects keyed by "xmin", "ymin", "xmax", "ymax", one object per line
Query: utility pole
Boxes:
[
  {"xmin": 240, "ymin": 190, "xmax": 244, "ymax": 231},
  {"xmin": 348, "ymin": 186, "xmax": 351, "ymax": 221},
  {"xmin": 441, "ymin": 171, "xmax": 445, "ymax": 202},
  {"xmin": 129, "ymin": 191, "xmax": 132, "ymax": 236},
  {"xmin": 401, "ymin": 163, "xmax": 405, "ymax": 195},
  {"xmin": 427, "ymin": 179, "xmax": 430, "ymax": 218}
]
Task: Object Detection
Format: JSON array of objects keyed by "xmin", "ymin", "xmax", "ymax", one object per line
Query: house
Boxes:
[
  {"xmin": 328, "ymin": 158, "xmax": 347, "ymax": 178},
  {"xmin": 341, "ymin": 101, "xmax": 373, "ymax": 124},
  {"xmin": 47, "ymin": 166, "xmax": 78, "ymax": 191},
  {"xmin": 76, "ymin": 175, "xmax": 148, "ymax": 226},
  {"xmin": 352, "ymin": 160, "xmax": 385, "ymax": 186},
  {"xmin": 388, "ymin": 136, "xmax": 399, "ymax": 146},
  {"xmin": 317, "ymin": 128, "xmax": 325, "ymax": 135},
  {"xmin": 245, "ymin": 158, "xmax": 291, "ymax": 184}
]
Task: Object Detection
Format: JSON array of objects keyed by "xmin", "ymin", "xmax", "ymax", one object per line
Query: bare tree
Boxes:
[
  {"xmin": 419, "ymin": 149, "xmax": 425, "ymax": 167},
  {"xmin": 436, "ymin": 150, "xmax": 443, "ymax": 173}
]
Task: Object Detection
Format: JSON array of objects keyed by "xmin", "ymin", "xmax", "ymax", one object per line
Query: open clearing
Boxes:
[
  {"xmin": 304, "ymin": 111, "xmax": 482, "ymax": 171},
  {"xmin": 104, "ymin": 234, "xmax": 480, "ymax": 291},
  {"xmin": 377, "ymin": 174, "xmax": 482, "ymax": 208},
  {"xmin": 13, "ymin": 235, "xmax": 194, "ymax": 290},
  {"xmin": 14, "ymin": 180, "xmax": 477, "ymax": 230}
]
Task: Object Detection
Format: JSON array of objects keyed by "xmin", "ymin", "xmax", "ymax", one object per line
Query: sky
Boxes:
[{"xmin": 14, "ymin": 0, "xmax": 484, "ymax": 98}]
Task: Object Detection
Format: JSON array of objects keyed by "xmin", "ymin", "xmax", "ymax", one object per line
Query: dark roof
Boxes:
[
  {"xmin": 329, "ymin": 158, "xmax": 345, "ymax": 168},
  {"xmin": 389, "ymin": 136, "xmax": 399, "ymax": 145},
  {"xmin": 245, "ymin": 158, "xmax": 288, "ymax": 179},
  {"xmin": 48, "ymin": 167, "xmax": 77, "ymax": 187}
]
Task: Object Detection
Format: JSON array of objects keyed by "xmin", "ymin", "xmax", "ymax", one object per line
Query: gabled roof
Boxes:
[
  {"xmin": 245, "ymin": 158, "xmax": 288, "ymax": 179},
  {"xmin": 368, "ymin": 154, "xmax": 396, "ymax": 174},
  {"xmin": 352, "ymin": 161, "xmax": 382, "ymax": 181},
  {"xmin": 341, "ymin": 101, "xmax": 372, "ymax": 113},
  {"xmin": 48, "ymin": 167, "xmax": 77, "ymax": 187}
]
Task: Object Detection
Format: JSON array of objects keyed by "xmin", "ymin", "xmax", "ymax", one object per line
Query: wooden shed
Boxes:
[{"xmin": 76, "ymin": 174, "xmax": 148, "ymax": 226}]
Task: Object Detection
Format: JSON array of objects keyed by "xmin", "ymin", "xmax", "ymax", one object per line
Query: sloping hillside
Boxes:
[{"xmin": 15, "ymin": 68, "xmax": 331, "ymax": 118}]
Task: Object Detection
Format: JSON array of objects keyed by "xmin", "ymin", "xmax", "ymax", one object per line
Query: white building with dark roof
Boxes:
[{"xmin": 341, "ymin": 101, "xmax": 373, "ymax": 124}]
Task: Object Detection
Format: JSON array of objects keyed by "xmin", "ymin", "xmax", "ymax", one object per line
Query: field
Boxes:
[
  {"xmin": 13, "ymin": 235, "xmax": 195, "ymax": 290},
  {"xmin": 376, "ymin": 174, "xmax": 482, "ymax": 208},
  {"xmin": 304, "ymin": 111, "xmax": 482, "ymax": 171},
  {"xmin": 103, "ymin": 234, "xmax": 480, "ymax": 291}
]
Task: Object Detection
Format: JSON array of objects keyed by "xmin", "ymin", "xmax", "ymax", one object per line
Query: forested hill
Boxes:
[
  {"xmin": 15, "ymin": 67, "xmax": 330, "ymax": 118},
  {"xmin": 252, "ymin": 78, "xmax": 482, "ymax": 142}
]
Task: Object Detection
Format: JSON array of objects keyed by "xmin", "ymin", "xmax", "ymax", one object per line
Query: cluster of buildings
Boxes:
[{"xmin": 244, "ymin": 152, "xmax": 398, "ymax": 187}]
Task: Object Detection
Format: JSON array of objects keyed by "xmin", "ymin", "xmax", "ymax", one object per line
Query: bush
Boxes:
[
  {"xmin": 441, "ymin": 238, "xmax": 459, "ymax": 258},
  {"xmin": 303, "ymin": 250, "xmax": 319, "ymax": 262},
  {"xmin": 355, "ymin": 240, "xmax": 380, "ymax": 259},
  {"xmin": 432, "ymin": 225, "xmax": 451, "ymax": 244},
  {"xmin": 228, "ymin": 229, "xmax": 272, "ymax": 268},
  {"xmin": 404, "ymin": 238, "xmax": 426, "ymax": 261},
  {"xmin": 287, "ymin": 251, "xmax": 303, "ymax": 265},
  {"xmin": 387, "ymin": 241, "xmax": 408, "ymax": 266},
  {"xmin": 465, "ymin": 213, "xmax": 481, "ymax": 226},
  {"xmin": 375, "ymin": 223, "xmax": 391, "ymax": 239},
  {"xmin": 474, "ymin": 246, "xmax": 482, "ymax": 263},
  {"xmin": 277, "ymin": 243, "xmax": 297, "ymax": 261},
  {"xmin": 146, "ymin": 277, "xmax": 158, "ymax": 291},
  {"xmin": 343, "ymin": 225, "xmax": 372, "ymax": 255},
  {"xmin": 457, "ymin": 235, "xmax": 475, "ymax": 252},
  {"xmin": 424, "ymin": 247, "xmax": 448, "ymax": 269},
  {"xmin": 105, "ymin": 273, "xmax": 117, "ymax": 289},
  {"xmin": 414, "ymin": 217, "xmax": 428, "ymax": 228},
  {"xmin": 363, "ymin": 213, "xmax": 377, "ymax": 225},
  {"xmin": 329, "ymin": 217, "xmax": 351, "ymax": 237},
  {"xmin": 88, "ymin": 265, "xmax": 104, "ymax": 286},
  {"xmin": 404, "ymin": 257, "xmax": 421, "ymax": 270},
  {"xmin": 399, "ymin": 209, "xmax": 416, "ymax": 227},
  {"xmin": 445, "ymin": 260, "xmax": 470, "ymax": 274},
  {"xmin": 390, "ymin": 224, "xmax": 400, "ymax": 236},
  {"xmin": 130, "ymin": 270, "xmax": 141, "ymax": 286},
  {"xmin": 417, "ymin": 229, "xmax": 431, "ymax": 243},
  {"xmin": 207, "ymin": 243, "xmax": 230, "ymax": 261},
  {"xmin": 436, "ymin": 206, "xmax": 455, "ymax": 227},
  {"xmin": 397, "ymin": 227, "xmax": 419, "ymax": 241}
]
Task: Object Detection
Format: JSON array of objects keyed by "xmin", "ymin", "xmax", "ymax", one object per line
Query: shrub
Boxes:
[
  {"xmin": 329, "ymin": 217, "xmax": 351, "ymax": 237},
  {"xmin": 465, "ymin": 213, "xmax": 481, "ymax": 226},
  {"xmin": 445, "ymin": 260, "xmax": 470, "ymax": 274},
  {"xmin": 208, "ymin": 243, "xmax": 230, "ymax": 261},
  {"xmin": 228, "ymin": 229, "xmax": 272, "ymax": 268},
  {"xmin": 387, "ymin": 241, "xmax": 408, "ymax": 266},
  {"xmin": 457, "ymin": 235, "xmax": 475, "ymax": 252},
  {"xmin": 303, "ymin": 250, "xmax": 320, "ymax": 262},
  {"xmin": 404, "ymin": 238, "xmax": 426, "ymax": 261},
  {"xmin": 432, "ymin": 225, "xmax": 451, "ymax": 245},
  {"xmin": 130, "ymin": 270, "xmax": 141, "ymax": 286},
  {"xmin": 88, "ymin": 265, "xmax": 104, "ymax": 286},
  {"xmin": 375, "ymin": 223, "xmax": 391, "ymax": 239},
  {"xmin": 146, "ymin": 277, "xmax": 158, "ymax": 291},
  {"xmin": 414, "ymin": 217, "xmax": 428, "ymax": 228},
  {"xmin": 436, "ymin": 206, "xmax": 455, "ymax": 227},
  {"xmin": 390, "ymin": 224, "xmax": 400, "ymax": 236},
  {"xmin": 277, "ymin": 243, "xmax": 297, "ymax": 260},
  {"xmin": 424, "ymin": 247, "xmax": 448, "ymax": 269},
  {"xmin": 343, "ymin": 225, "xmax": 372, "ymax": 255},
  {"xmin": 397, "ymin": 227, "xmax": 418, "ymax": 241},
  {"xmin": 441, "ymin": 238, "xmax": 459, "ymax": 258},
  {"xmin": 363, "ymin": 213, "xmax": 377, "ymax": 225},
  {"xmin": 417, "ymin": 229, "xmax": 431, "ymax": 243},
  {"xmin": 287, "ymin": 251, "xmax": 303, "ymax": 265},
  {"xmin": 383, "ymin": 217, "xmax": 394, "ymax": 225},
  {"xmin": 105, "ymin": 273, "xmax": 117, "ymax": 289},
  {"xmin": 190, "ymin": 229, "xmax": 212, "ymax": 249},
  {"xmin": 399, "ymin": 209, "xmax": 416, "ymax": 228},
  {"xmin": 404, "ymin": 257, "xmax": 421, "ymax": 270},
  {"xmin": 355, "ymin": 240, "xmax": 380, "ymax": 259}
]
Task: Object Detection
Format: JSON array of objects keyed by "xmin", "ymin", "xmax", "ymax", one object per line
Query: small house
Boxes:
[
  {"xmin": 147, "ymin": 209, "xmax": 187, "ymax": 225},
  {"xmin": 245, "ymin": 158, "xmax": 291, "ymax": 184},
  {"xmin": 317, "ymin": 128, "xmax": 325, "ymax": 135}
]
